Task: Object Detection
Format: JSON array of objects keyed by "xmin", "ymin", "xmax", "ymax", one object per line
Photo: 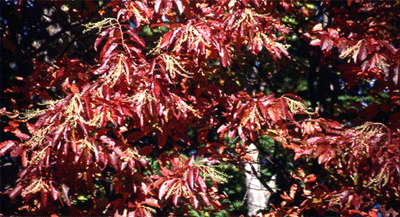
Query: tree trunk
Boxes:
[{"xmin": 245, "ymin": 143, "xmax": 276, "ymax": 216}]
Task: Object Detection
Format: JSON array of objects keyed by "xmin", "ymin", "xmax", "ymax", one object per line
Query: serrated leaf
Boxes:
[
  {"xmin": 312, "ymin": 23, "xmax": 323, "ymax": 32},
  {"xmin": 61, "ymin": 184, "xmax": 71, "ymax": 207},
  {"xmin": 154, "ymin": 0, "xmax": 162, "ymax": 13},
  {"xmin": 143, "ymin": 197, "xmax": 160, "ymax": 208},
  {"xmin": 10, "ymin": 145, "xmax": 22, "ymax": 157},
  {"xmin": 50, "ymin": 181, "xmax": 59, "ymax": 200},
  {"xmin": 159, "ymin": 31, "xmax": 173, "ymax": 50},
  {"xmin": 173, "ymin": 192, "xmax": 181, "ymax": 206},
  {"xmin": 126, "ymin": 29, "xmax": 146, "ymax": 48},
  {"xmin": 358, "ymin": 40, "xmax": 367, "ymax": 62},
  {"xmin": 41, "ymin": 190, "xmax": 49, "ymax": 207},
  {"xmin": 200, "ymin": 193, "xmax": 211, "ymax": 207},
  {"xmin": 187, "ymin": 155, "xmax": 195, "ymax": 167},
  {"xmin": 9, "ymin": 185, "xmax": 23, "ymax": 199},
  {"xmin": 197, "ymin": 176, "xmax": 207, "ymax": 193},
  {"xmin": 198, "ymin": 157, "xmax": 220, "ymax": 164},
  {"xmin": 191, "ymin": 196, "xmax": 199, "ymax": 209},
  {"xmin": 174, "ymin": 0, "xmax": 184, "ymax": 14},
  {"xmin": 184, "ymin": 167, "xmax": 193, "ymax": 190},
  {"xmin": 139, "ymin": 145, "xmax": 153, "ymax": 156},
  {"xmin": 310, "ymin": 39, "xmax": 321, "ymax": 46},
  {"xmin": 101, "ymin": 42, "xmax": 119, "ymax": 60},
  {"xmin": 95, "ymin": 27, "xmax": 113, "ymax": 52},
  {"xmin": 0, "ymin": 140, "xmax": 16, "ymax": 156},
  {"xmin": 159, "ymin": 178, "xmax": 176, "ymax": 200},
  {"xmin": 127, "ymin": 131, "xmax": 145, "ymax": 143},
  {"xmin": 22, "ymin": 150, "xmax": 28, "ymax": 167},
  {"xmin": 321, "ymin": 36, "xmax": 333, "ymax": 51}
]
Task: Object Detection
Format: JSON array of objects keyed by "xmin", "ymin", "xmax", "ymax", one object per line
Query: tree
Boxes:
[{"xmin": 1, "ymin": 0, "xmax": 399, "ymax": 216}]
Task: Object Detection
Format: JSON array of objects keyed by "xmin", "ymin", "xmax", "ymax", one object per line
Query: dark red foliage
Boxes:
[{"xmin": 1, "ymin": 0, "xmax": 399, "ymax": 216}]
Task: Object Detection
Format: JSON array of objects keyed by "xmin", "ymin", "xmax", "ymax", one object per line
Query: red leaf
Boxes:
[
  {"xmin": 83, "ymin": 96, "xmax": 93, "ymax": 119},
  {"xmin": 347, "ymin": 0, "xmax": 353, "ymax": 6},
  {"xmin": 188, "ymin": 168, "xmax": 194, "ymax": 189},
  {"xmin": 199, "ymin": 157, "xmax": 220, "ymax": 164},
  {"xmin": 50, "ymin": 181, "xmax": 59, "ymax": 200},
  {"xmin": 368, "ymin": 210, "xmax": 379, "ymax": 217},
  {"xmin": 220, "ymin": 47, "xmax": 229, "ymax": 67},
  {"xmin": 228, "ymin": 129, "xmax": 236, "ymax": 140},
  {"xmin": 99, "ymin": 36, "xmax": 120, "ymax": 59},
  {"xmin": 143, "ymin": 208, "xmax": 152, "ymax": 217},
  {"xmin": 159, "ymin": 179, "xmax": 176, "ymax": 200},
  {"xmin": 159, "ymin": 31, "xmax": 173, "ymax": 50},
  {"xmin": 101, "ymin": 42, "xmax": 119, "ymax": 60},
  {"xmin": 393, "ymin": 63, "xmax": 399, "ymax": 85},
  {"xmin": 310, "ymin": 39, "xmax": 321, "ymax": 46},
  {"xmin": 318, "ymin": 153, "xmax": 328, "ymax": 164},
  {"xmin": 306, "ymin": 136, "xmax": 325, "ymax": 144},
  {"xmin": 41, "ymin": 190, "xmax": 49, "ymax": 207},
  {"xmin": 380, "ymin": 40, "xmax": 398, "ymax": 54},
  {"xmin": 174, "ymin": 0, "xmax": 184, "ymax": 14},
  {"xmin": 10, "ymin": 145, "xmax": 22, "ymax": 157},
  {"xmin": 139, "ymin": 145, "xmax": 153, "ymax": 156},
  {"xmin": 321, "ymin": 36, "xmax": 333, "ymax": 52},
  {"xmin": 217, "ymin": 125, "xmax": 228, "ymax": 134},
  {"xmin": 126, "ymin": 29, "xmax": 146, "ymax": 48},
  {"xmin": 22, "ymin": 150, "xmax": 28, "ymax": 167},
  {"xmin": 0, "ymin": 141, "xmax": 16, "ymax": 156},
  {"xmin": 197, "ymin": 176, "xmax": 207, "ymax": 193},
  {"xmin": 127, "ymin": 131, "xmax": 145, "ymax": 143},
  {"xmin": 173, "ymin": 192, "xmax": 181, "ymax": 206},
  {"xmin": 156, "ymin": 131, "xmax": 168, "ymax": 148},
  {"xmin": 304, "ymin": 174, "xmax": 317, "ymax": 183},
  {"xmin": 95, "ymin": 27, "xmax": 113, "ymax": 52},
  {"xmin": 197, "ymin": 130, "xmax": 208, "ymax": 143},
  {"xmin": 358, "ymin": 40, "xmax": 368, "ymax": 62},
  {"xmin": 100, "ymin": 135, "xmax": 116, "ymax": 147},
  {"xmin": 284, "ymin": 93, "xmax": 307, "ymax": 107},
  {"xmin": 1, "ymin": 37, "xmax": 17, "ymax": 54},
  {"xmin": 9, "ymin": 185, "xmax": 23, "ymax": 199},
  {"xmin": 61, "ymin": 184, "xmax": 71, "ymax": 207},
  {"xmin": 200, "ymin": 193, "xmax": 211, "ymax": 207},
  {"xmin": 93, "ymin": 58, "xmax": 111, "ymax": 75},
  {"xmin": 328, "ymin": 121, "xmax": 342, "ymax": 129},
  {"xmin": 141, "ymin": 183, "xmax": 149, "ymax": 195},
  {"xmin": 258, "ymin": 103, "xmax": 269, "ymax": 119},
  {"xmin": 191, "ymin": 196, "xmax": 199, "ymax": 209},
  {"xmin": 279, "ymin": 98, "xmax": 290, "ymax": 120},
  {"xmin": 26, "ymin": 122, "xmax": 36, "ymax": 134},
  {"xmin": 129, "ymin": 209, "xmax": 137, "ymax": 217},
  {"xmin": 143, "ymin": 197, "xmax": 160, "ymax": 208},
  {"xmin": 154, "ymin": 0, "xmax": 162, "ymax": 13},
  {"xmin": 328, "ymin": 28, "xmax": 339, "ymax": 39},
  {"xmin": 187, "ymin": 155, "xmax": 195, "ymax": 167},
  {"xmin": 194, "ymin": 167, "xmax": 200, "ymax": 182},
  {"xmin": 268, "ymin": 106, "xmax": 279, "ymax": 123},
  {"xmin": 44, "ymin": 147, "xmax": 51, "ymax": 168},
  {"xmin": 352, "ymin": 194, "xmax": 361, "ymax": 210},
  {"xmin": 108, "ymin": 152, "xmax": 119, "ymax": 170},
  {"xmin": 215, "ymin": 42, "xmax": 229, "ymax": 67},
  {"xmin": 70, "ymin": 83, "xmax": 80, "ymax": 95},
  {"xmin": 252, "ymin": 0, "xmax": 260, "ymax": 7},
  {"xmin": 15, "ymin": 130, "xmax": 30, "ymax": 141}
]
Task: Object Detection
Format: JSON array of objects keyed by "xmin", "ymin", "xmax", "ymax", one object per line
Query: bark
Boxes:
[{"xmin": 245, "ymin": 143, "xmax": 276, "ymax": 216}]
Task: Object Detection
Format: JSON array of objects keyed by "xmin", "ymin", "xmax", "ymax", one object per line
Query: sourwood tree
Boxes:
[{"xmin": 1, "ymin": 0, "xmax": 399, "ymax": 216}]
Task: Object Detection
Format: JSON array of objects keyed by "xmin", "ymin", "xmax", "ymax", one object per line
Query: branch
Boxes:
[
  {"xmin": 253, "ymin": 142, "xmax": 295, "ymax": 184},
  {"xmin": 247, "ymin": 163, "xmax": 278, "ymax": 198}
]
